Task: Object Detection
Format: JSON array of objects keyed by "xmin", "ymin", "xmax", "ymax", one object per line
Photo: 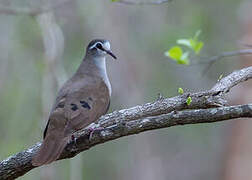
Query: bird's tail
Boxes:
[{"xmin": 32, "ymin": 132, "xmax": 69, "ymax": 166}]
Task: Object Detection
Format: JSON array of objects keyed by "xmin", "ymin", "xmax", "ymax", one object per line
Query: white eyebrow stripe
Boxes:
[
  {"xmin": 89, "ymin": 42, "xmax": 102, "ymax": 50},
  {"xmin": 103, "ymin": 42, "xmax": 110, "ymax": 51}
]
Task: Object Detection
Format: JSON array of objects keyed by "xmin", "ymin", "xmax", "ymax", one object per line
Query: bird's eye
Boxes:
[{"xmin": 96, "ymin": 43, "xmax": 103, "ymax": 50}]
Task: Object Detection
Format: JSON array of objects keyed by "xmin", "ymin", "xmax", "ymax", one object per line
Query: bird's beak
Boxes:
[
  {"xmin": 105, "ymin": 50, "xmax": 117, "ymax": 60},
  {"xmin": 101, "ymin": 41, "xmax": 117, "ymax": 59}
]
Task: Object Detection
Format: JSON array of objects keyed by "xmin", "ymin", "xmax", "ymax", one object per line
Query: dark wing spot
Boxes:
[
  {"xmin": 88, "ymin": 97, "xmax": 93, "ymax": 101},
  {"xmin": 57, "ymin": 102, "xmax": 64, "ymax": 108},
  {"xmin": 80, "ymin": 101, "xmax": 91, "ymax": 110},
  {"xmin": 71, "ymin": 104, "xmax": 78, "ymax": 111}
]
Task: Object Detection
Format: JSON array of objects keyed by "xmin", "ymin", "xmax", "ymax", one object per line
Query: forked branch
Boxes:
[{"xmin": 0, "ymin": 66, "xmax": 252, "ymax": 179}]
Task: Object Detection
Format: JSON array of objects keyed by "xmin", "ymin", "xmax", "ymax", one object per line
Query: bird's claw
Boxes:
[{"xmin": 88, "ymin": 127, "xmax": 104, "ymax": 141}]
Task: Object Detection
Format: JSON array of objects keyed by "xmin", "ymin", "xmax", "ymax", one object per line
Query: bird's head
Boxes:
[{"xmin": 86, "ymin": 39, "xmax": 117, "ymax": 59}]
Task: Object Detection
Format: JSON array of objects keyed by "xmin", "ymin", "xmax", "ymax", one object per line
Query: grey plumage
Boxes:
[{"xmin": 32, "ymin": 39, "xmax": 116, "ymax": 166}]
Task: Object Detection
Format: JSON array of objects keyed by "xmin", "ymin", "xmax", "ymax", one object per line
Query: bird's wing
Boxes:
[{"xmin": 45, "ymin": 77, "xmax": 110, "ymax": 138}]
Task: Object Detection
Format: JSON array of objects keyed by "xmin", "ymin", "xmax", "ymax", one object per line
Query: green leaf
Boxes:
[
  {"xmin": 164, "ymin": 46, "xmax": 183, "ymax": 61},
  {"xmin": 177, "ymin": 39, "xmax": 191, "ymax": 48},
  {"xmin": 177, "ymin": 51, "xmax": 190, "ymax": 65},
  {"xmin": 177, "ymin": 30, "xmax": 204, "ymax": 54},
  {"xmin": 111, "ymin": 0, "xmax": 120, "ymax": 2},
  {"xmin": 178, "ymin": 88, "xmax": 184, "ymax": 95},
  {"xmin": 177, "ymin": 58, "xmax": 189, "ymax": 65},
  {"xmin": 165, "ymin": 47, "xmax": 190, "ymax": 65},
  {"xmin": 194, "ymin": 41, "xmax": 203, "ymax": 54},
  {"xmin": 192, "ymin": 30, "xmax": 203, "ymax": 54},
  {"xmin": 186, "ymin": 96, "xmax": 192, "ymax": 106},
  {"xmin": 189, "ymin": 39, "xmax": 203, "ymax": 54},
  {"xmin": 177, "ymin": 39, "xmax": 203, "ymax": 54}
]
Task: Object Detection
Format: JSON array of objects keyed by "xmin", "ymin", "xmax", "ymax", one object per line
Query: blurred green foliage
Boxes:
[{"xmin": 164, "ymin": 30, "xmax": 203, "ymax": 65}]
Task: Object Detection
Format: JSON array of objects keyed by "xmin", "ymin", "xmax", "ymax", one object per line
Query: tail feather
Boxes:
[{"xmin": 32, "ymin": 133, "xmax": 69, "ymax": 166}]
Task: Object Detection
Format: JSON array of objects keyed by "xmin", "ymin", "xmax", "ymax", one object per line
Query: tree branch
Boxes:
[
  {"xmin": 201, "ymin": 49, "xmax": 252, "ymax": 73},
  {"xmin": 1, "ymin": 66, "xmax": 252, "ymax": 179},
  {"xmin": 0, "ymin": 0, "xmax": 70, "ymax": 16},
  {"xmin": 211, "ymin": 66, "xmax": 252, "ymax": 92},
  {"xmin": 115, "ymin": 0, "xmax": 172, "ymax": 5}
]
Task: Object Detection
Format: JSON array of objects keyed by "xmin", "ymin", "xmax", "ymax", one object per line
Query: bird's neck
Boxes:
[{"xmin": 77, "ymin": 56, "xmax": 112, "ymax": 96}]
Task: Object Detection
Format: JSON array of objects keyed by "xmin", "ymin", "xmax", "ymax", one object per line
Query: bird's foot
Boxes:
[{"xmin": 88, "ymin": 127, "xmax": 104, "ymax": 141}]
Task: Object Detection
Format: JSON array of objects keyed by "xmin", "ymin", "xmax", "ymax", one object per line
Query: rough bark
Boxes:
[{"xmin": 0, "ymin": 66, "xmax": 252, "ymax": 180}]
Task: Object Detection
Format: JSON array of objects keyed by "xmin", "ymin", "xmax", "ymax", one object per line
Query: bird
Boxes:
[{"xmin": 32, "ymin": 39, "xmax": 116, "ymax": 166}]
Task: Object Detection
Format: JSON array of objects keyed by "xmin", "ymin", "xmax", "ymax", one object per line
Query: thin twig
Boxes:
[
  {"xmin": 201, "ymin": 49, "xmax": 252, "ymax": 73},
  {"xmin": 115, "ymin": 0, "xmax": 172, "ymax": 5}
]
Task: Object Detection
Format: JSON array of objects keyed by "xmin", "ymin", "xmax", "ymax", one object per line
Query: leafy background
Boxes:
[{"xmin": 0, "ymin": 0, "xmax": 252, "ymax": 179}]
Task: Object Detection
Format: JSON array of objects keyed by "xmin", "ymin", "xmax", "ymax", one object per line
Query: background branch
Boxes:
[
  {"xmin": 0, "ymin": 0, "xmax": 170, "ymax": 15},
  {"xmin": 115, "ymin": 0, "xmax": 172, "ymax": 5},
  {"xmin": 0, "ymin": 66, "xmax": 252, "ymax": 179},
  {"xmin": 200, "ymin": 49, "xmax": 252, "ymax": 73},
  {"xmin": 0, "ymin": 0, "xmax": 70, "ymax": 16}
]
